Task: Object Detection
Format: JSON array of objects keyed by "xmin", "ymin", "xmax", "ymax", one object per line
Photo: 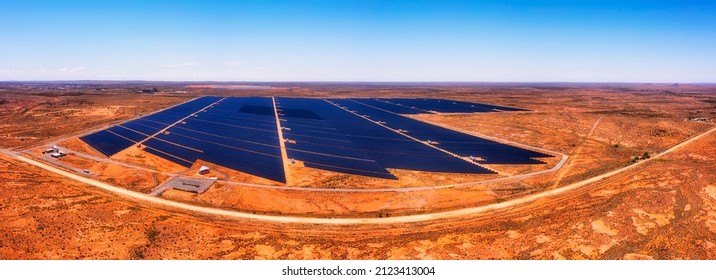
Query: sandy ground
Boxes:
[{"xmin": 2, "ymin": 83, "xmax": 716, "ymax": 259}]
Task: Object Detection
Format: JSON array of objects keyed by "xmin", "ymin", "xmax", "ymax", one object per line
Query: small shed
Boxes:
[{"xmin": 198, "ymin": 165, "xmax": 210, "ymax": 175}]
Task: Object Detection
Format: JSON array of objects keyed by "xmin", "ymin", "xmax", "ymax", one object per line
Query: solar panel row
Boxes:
[
  {"xmin": 143, "ymin": 137, "xmax": 198, "ymax": 166},
  {"xmin": 277, "ymin": 98, "xmax": 397, "ymax": 179},
  {"xmin": 80, "ymin": 96, "xmax": 221, "ymax": 156},
  {"xmin": 348, "ymin": 98, "xmax": 426, "ymax": 114},
  {"xmin": 142, "ymin": 96, "xmax": 223, "ymax": 124},
  {"xmin": 278, "ymin": 97, "xmax": 494, "ymax": 177},
  {"xmin": 121, "ymin": 119, "xmax": 164, "ymax": 135},
  {"xmin": 79, "ymin": 130, "xmax": 135, "ymax": 157},
  {"xmin": 374, "ymin": 98, "xmax": 528, "ymax": 113},
  {"xmin": 108, "ymin": 126, "xmax": 147, "ymax": 142},
  {"xmin": 320, "ymin": 112, "xmax": 492, "ymax": 173},
  {"xmin": 440, "ymin": 99, "xmax": 528, "ymax": 112},
  {"xmin": 239, "ymin": 104, "xmax": 275, "ymax": 116},
  {"xmin": 331, "ymin": 99, "xmax": 551, "ymax": 164},
  {"xmin": 140, "ymin": 96, "xmax": 287, "ymax": 182}
]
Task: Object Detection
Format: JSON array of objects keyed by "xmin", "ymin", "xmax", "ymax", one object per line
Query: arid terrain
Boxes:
[{"xmin": 1, "ymin": 82, "xmax": 715, "ymax": 259}]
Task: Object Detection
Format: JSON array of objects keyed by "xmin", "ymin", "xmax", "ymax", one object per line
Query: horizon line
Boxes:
[{"xmin": 1, "ymin": 80, "xmax": 714, "ymax": 85}]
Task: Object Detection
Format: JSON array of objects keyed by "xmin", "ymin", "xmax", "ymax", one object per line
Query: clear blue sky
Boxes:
[{"xmin": 1, "ymin": 0, "xmax": 714, "ymax": 82}]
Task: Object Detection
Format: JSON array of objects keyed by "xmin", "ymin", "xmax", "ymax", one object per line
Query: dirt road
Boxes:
[{"xmin": 549, "ymin": 115, "xmax": 602, "ymax": 188}]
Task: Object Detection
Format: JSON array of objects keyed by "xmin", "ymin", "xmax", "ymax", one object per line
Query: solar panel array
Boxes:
[
  {"xmin": 151, "ymin": 97, "xmax": 285, "ymax": 182},
  {"xmin": 333, "ymin": 99, "xmax": 551, "ymax": 164},
  {"xmin": 277, "ymin": 98, "xmax": 399, "ymax": 179},
  {"xmin": 79, "ymin": 96, "xmax": 220, "ymax": 157},
  {"xmin": 81, "ymin": 96, "xmax": 551, "ymax": 183},
  {"xmin": 277, "ymin": 98, "xmax": 495, "ymax": 177},
  {"xmin": 371, "ymin": 98, "xmax": 529, "ymax": 113}
]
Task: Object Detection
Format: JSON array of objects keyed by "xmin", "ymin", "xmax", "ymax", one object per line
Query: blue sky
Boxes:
[{"xmin": 1, "ymin": 0, "xmax": 714, "ymax": 82}]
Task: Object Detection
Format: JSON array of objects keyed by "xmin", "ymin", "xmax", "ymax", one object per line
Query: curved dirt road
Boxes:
[{"xmin": 3, "ymin": 125, "xmax": 715, "ymax": 225}]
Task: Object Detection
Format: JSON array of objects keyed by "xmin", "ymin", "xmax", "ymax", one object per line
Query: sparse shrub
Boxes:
[
  {"xmin": 130, "ymin": 247, "xmax": 145, "ymax": 260},
  {"xmin": 145, "ymin": 228, "xmax": 160, "ymax": 243}
]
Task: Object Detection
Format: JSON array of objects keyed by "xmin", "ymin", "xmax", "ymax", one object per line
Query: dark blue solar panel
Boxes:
[
  {"xmin": 108, "ymin": 126, "xmax": 147, "ymax": 142},
  {"xmin": 277, "ymin": 97, "xmax": 398, "ymax": 178},
  {"xmin": 239, "ymin": 105, "xmax": 274, "ymax": 116},
  {"xmin": 348, "ymin": 98, "xmax": 426, "ymax": 114},
  {"xmin": 440, "ymin": 99, "xmax": 528, "ymax": 112},
  {"xmin": 171, "ymin": 125, "xmax": 278, "ymax": 148},
  {"xmin": 143, "ymin": 146, "xmax": 193, "ymax": 167},
  {"xmin": 278, "ymin": 108, "xmax": 323, "ymax": 119},
  {"xmin": 376, "ymin": 98, "xmax": 529, "ymax": 113},
  {"xmin": 188, "ymin": 114, "xmax": 276, "ymax": 131},
  {"xmin": 282, "ymin": 133, "xmax": 352, "ymax": 147},
  {"xmin": 179, "ymin": 126, "xmax": 277, "ymax": 147},
  {"xmin": 142, "ymin": 138, "xmax": 200, "ymax": 166},
  {"xmin": 287, "ymin": 150, "xmax": 396, "ymax": 179},
  {"xmin": 303, "ymin": 162, "xmax": 396, "ymax": 179},
  {"xmin": 330, "ymin": 99, "xmax": 551, "ymax": 164},
  {"xmin": 202, "ymin": 150, "xmax": 285, "ymax": 183},
  {"xmin": 181, "ymin": 118, "xmax": 278, "ymax": 142},
  {"xmin": 136, "ymin": 97, "xmax": 287, "ymax": 183},
  {"xmin": 140, "ymin": 96, "xmax": 222, "ymax": 125},
  {"xmin": 79, "ymin": 130, "xmax": 134, "ymax": 157},
  {"xmin": 122, "ymin": 120, "xmax": 164, "ymax": 135},
  {"xmin": 375, "ymin": 98, "xmax": 479, "ymax": 113},
  {"xmin": 80, "ymin": 96, "xmax": 225, "ymax": 158},
  {"xmin": 286, "ymin": 142, "xmax": 373, "ymax": 161},
  {"xmin": 277, "ymin": 97, "xmax": 494, "ymax": 176},
  {"xmin": 153, "ymin": 131, "xmax": 285, "ymax": 182},
  {"xmin": 281, "ymin": 120, "xmax": 337, "ymax": 132},
  {"xmin": 142, "ymin": 113, "xmax": 185, "ymax": 124},
  {"xmin": 160, "ymin": 131, "xmax": 280, "ymax": 157},
  {"xmin": 198, "ymin": 111, "xmax": 276, "ymax": 126}
]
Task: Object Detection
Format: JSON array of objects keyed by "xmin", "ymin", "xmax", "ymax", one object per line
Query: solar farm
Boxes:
[
  {"xmin": 77, "ymin": 96, "xmax": 553, "ymax": 185},
  {"xmin": 5, "ymin": 82, "xmax": 716, "ymax": 260}
]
